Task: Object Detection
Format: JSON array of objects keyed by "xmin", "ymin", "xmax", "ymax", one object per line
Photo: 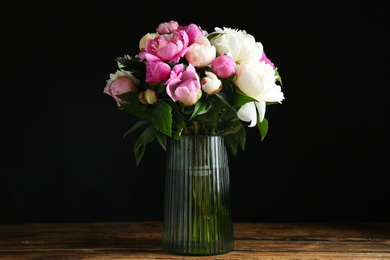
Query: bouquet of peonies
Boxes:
[{"xmin": 104, "ymin": 21, "xmax": 284, "ymax": 165}]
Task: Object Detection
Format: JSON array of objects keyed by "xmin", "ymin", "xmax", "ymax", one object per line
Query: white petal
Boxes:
[
  {"xmin": 255, "ymin": 101, "xmax": 266, "ymax": 123},
  {"xmin": 237, "ymin": 102, "xmax": 257, "ymax": 127}
]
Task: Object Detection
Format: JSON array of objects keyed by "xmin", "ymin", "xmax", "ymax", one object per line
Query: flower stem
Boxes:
[
  {"xmin": 193, "ymin": 121, "xmax": 198, "ymax": 135},
  {"xmin": 202, "ymin": 119, "xmax": 206, "ymax": 135},
  {"xmin": 212, "ymin": 108, "xmax": 228, "ymax": 135},
  {"xmin": 183, "ymin": 124, "xmax": 189, "ymax": 135}
]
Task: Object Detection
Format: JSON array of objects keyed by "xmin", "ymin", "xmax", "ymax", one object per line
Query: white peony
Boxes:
[
  {"xmin": 234, "ymin": 61, "xmax": 284, "ymax": 126},
  {"xmin": 210, "ymin": 27, "xmax": 263, "ymax": 64}
]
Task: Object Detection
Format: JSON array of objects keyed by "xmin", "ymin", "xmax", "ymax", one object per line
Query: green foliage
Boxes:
[
  {"xmin": 207, "ymin": 33, "xmax": 224, "ymax": 42},
  {"xmin": 116, "ymin": 57, "xmax": 146, "ymax": 79},
  {"xmin": 134, "ymin": 126, "xmax": 160, "ymax": 166},
  {"xmin": 274, "ymin": 68, "xmax": 283, "ymax": 86},
  {"xmin": 257, "ymin": 118, "xmax": 269, "ymax": 141},
  {"xmin": 109, "ymin": 55, "xmax": 280, "ymax": 165},
  {"xmin": 152, "ymin": 101, "xmax": 172, "ymax": 137}
]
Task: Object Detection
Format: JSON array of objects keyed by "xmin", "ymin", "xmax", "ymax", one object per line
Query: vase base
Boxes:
[{"xmin": 162, "ymin": 242, "xmax": 234, "ymax": 256}]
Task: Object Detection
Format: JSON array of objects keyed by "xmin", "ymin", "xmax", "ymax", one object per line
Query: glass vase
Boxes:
[{"xmin": 162, "ymin": 135, "xmax": 234, "ymax": 255}]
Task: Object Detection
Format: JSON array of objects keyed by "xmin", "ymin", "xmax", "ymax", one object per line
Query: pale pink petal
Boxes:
[
  {"xmin": 157, "ymin": 43, "xmax": 177, "ymax": 61},
  {"xmin": 175, "ymin": 86, "xmax": 198, "ymax": 105},
  {"xmin": 186, "ymin": 80, "xmax": 200, "ymax": 92},
  {"xmin": 139, "ymin": 52, "xmax": 162, "ymax": 62},
  {"xmin": 194, "ymin": 35, "xmax": 210, "ymax": 47},
  {"xmin": 186, "ymin": 64, "xmax": 196, "ymax": 73},
  {"xmin": 166, "ymin": 85, "xmax": 175, "ymax": 101},
  {"xmin": 172, "ymin": 64, "xmax": 184, "ymax": 75}
]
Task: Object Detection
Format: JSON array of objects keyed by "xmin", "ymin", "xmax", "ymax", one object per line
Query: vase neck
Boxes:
[{"xmin": 167, "ymin": 135, "xmax": 228, "ymax": 170}]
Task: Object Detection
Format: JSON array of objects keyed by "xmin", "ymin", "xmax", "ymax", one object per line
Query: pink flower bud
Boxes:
[
  {"xmin": 139, "ymin": 89, "xmax": 158, "ymax": 104},
  {"xmin": 108, "ymin": 76, "xmax": 136, "ymax": 105},
  {"xmin": 211, "ymin": 54, "xmax": 236, "ymax": 79},
  {"xmin": 156, "ymin": 21, "xmax": 179, "ymax": 35},
  {"xmin": 145, "ymin": 61, "xmax": 171, "ymax": 85}
]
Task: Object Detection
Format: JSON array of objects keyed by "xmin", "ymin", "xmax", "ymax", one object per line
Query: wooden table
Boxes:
[{"xmin": 0, "ymin": 222, "xmax": 389, "ymax": 259}]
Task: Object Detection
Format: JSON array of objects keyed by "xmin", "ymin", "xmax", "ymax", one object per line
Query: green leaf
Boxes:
[
  {"xmin": 207, "ymin": 33, "xmax": 223, "ymax": 42},
  {"xmin": 224, "ymin": 134, "xmax": 238, "ymax": 156},
  {"xmin": 274, "ymin": 68, "xmax": 283, "ymax": 86},
  {"xmin": 191, "ymin": 115, "xmax": 209, "ymax": 122},
  {"xmin": 116, "ymin": 58, "xmax": 146, "ymax": 72},
  {"xmin": 122, "ymin": 120, "xmax": 151, "ymax": 140},
  {"xmin": 257, "ymin": 118, "xmax": 268, "ymax": 141},
  {"xmin": 208, "ymin": 98, "xmax": 226, "ymax": 133},
  {"xmin": 235, "ymin": 125, "xmax": 246, "ymax": 151},
  {"xmin": 116, "ymin": 91, "xmax": 140, "ymax": 104},
  {"xmin": 121, "ymin": 104, "xmax": 153, "ymax": 121},
  {"xmin": 181, "ymin": 105, "xmax": 194, "ymax": 115},
  {"xmin": 155, "ymin": 82, "xmax": 166, "ymax": 94},
  {"xmin": 220, "ymin": 122, "xmax": 242, "ymax": 135},
  {"xmin": 134, "ymin": 126, "xmax": 160, "ymax": 166},
  {"xmin": 173, "ymin": 121, "xmax": 184, "ymax": 141},
  {"xmin": 152, "ymin": 101, "xmax": 172, "ymax": 137},
  {"xmin": 216, "ymin": 92, "xmax": 235, "ymax": 112},
  {"xmin": 234, "ymin": 92, "xmax": 258, "ymax": 107},
  {"xmin": 216, "ymin": 92, "xmax": 258, "ymax": 110},
  {"xmin": 116, "ymin": 58, "xmax": 146, "ymax": 79},
  {"xmin": 220, "ymin": 78, "xmax": 236, "ymax": 92},
  {"xmin": 156, "ymin": 133, "xmax": 167, "ymax": 151},
  {"xmin": 189, "ymin": 100, "xmax": 209, "ymax": 120}
]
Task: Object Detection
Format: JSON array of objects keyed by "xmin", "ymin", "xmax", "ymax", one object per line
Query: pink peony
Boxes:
[
  {"xmin": 145, "ymin": 61, "xmax": 171, "ymax": 84},
  {"xmin": 156, "ymin": 20, "xmax": 179, "ymax": 34},
  {"xmin": 165, "ymin": 64, "xmax": 201, "ymax": 106},
  {"xmin": 108, "ymin": 76, "xmax": 136, "ymax": 104},
  {"xmin": 139, "ymin": 32, "xmax": 189, "ymax": 63},
  {"xmin": 178, "ymin": 24, "xmax": 202, "ymax": 45},
  {"xmin": 211, "ymin": 54, "xmax": 236, "ymax": 78},
  {"xmin": 260, "ymin": 51, "xmax": 277, "ymax": 70}
]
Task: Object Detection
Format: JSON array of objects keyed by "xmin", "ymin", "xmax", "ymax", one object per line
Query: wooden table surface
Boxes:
[{"xmin": 0, "ymin": 222, "xmax": 389, "ymax": 259}]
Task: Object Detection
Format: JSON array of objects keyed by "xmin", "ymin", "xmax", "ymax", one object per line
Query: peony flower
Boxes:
[
  {"xmin": 201, "ymin": 71, "xmax": 222, "ymax": 95},
  {"xmin": 156, "ymin": 20, "xmax": 179, "ymax": 35},
  {"xmin": 211, "ymin": 53, "xmax": 236, "ymax": 78},
  {"xmin": 139, "ymin": 31, "xmax": 189, "ymax": 63},
  {"xmin": 260, "ymin": 51, "xmax": 276, "ymax": 69},
  {"xmin": 139, "ymin": 33, "xmax": 157, "ymax": 51},
  {"xmin": 185, "ymin": 35, "xmax": 216, "ymax": 67},
  {"xmin": 165, "ymin": 64, "xmax": 201, "ymax": 106},
  {"xmin": 234, "ymin": 61, "xmax": 284, "ymax": 125},
  {"xmin": 104, "ymin": 70, "xmax": 138, "ymax": 105},
  {"xmin": 210, "ymin": 27, "xmax": 263, "ymax": 64},
  {"xmin": 139, "ymin": 89, "xmax": 158, "ymax": 104},
  {"xmin": 145, "ymin": 61, "xmax": 171, "ymax": 84},
  {"xmin": 178, "ymin": 24, "xmax": 203, "ymax": 45}
]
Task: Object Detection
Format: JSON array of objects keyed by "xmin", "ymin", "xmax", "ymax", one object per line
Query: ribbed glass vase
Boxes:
[{"xmin": 162, "ymin": 135, "xmax": 234, "ymax": 255}]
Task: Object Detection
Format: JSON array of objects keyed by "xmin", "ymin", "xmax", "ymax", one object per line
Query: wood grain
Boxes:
[{"xmin": 0, "ymin": 222, "xmax": 389, "ymax": 259}]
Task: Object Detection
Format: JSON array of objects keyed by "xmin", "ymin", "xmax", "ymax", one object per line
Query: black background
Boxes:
[{"xmin": 2, "ymin": 1, "xmax": 389, "ymax": 223}]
